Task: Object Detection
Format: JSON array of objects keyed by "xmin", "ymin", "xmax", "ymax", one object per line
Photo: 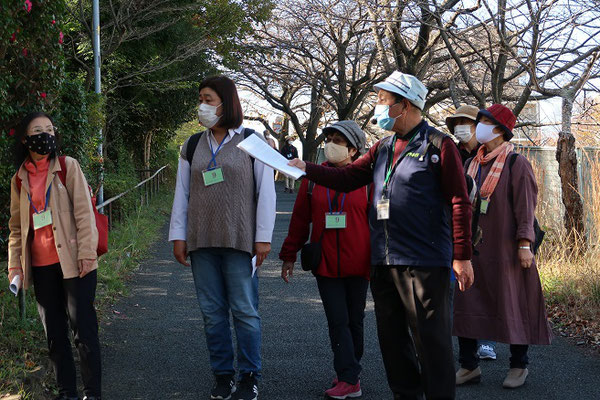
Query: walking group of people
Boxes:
[
  {"xmin": 286, "ymin": 71, "xmax": 553, "ymax": 399},
  {"xmin": 6, "ymin": 71, "xmax": 552, "ymax": 400}
]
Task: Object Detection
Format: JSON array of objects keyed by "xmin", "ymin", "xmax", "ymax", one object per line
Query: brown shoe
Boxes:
[
  {"xmin": 456, "ymin": 367, "xmax": 481, "ymax": 385},
  {"xmin": 503, "ymin": 368, "xmax": 528, "ymax": 388}
]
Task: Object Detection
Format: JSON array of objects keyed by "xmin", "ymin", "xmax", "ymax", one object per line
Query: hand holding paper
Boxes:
[
  {"xmin": 237, "ymin": 134, "xmax": 306, "ymax": 180},
  {"xmin": 10, "ymin": 274, "xmax": 22, "ymax": 296}
]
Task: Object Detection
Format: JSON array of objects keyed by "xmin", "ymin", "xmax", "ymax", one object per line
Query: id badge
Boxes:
[
  {"xmin": 377, "ymin": 198, "xmax": 390, "ymax": 220},
  {"xmin": 480, "ymin": 199, "xmax": 490, "ymax": 214},
  {"xmin": 33, "ymin": 209, "xmax": 53, "ymax": 230},
  {"xmin": 325, "ymin": 213, "xmax": 347, "ymax": 229},
  {"xmin": 202, "ymin": 167, "xmax": 224, "ymax": 186}
]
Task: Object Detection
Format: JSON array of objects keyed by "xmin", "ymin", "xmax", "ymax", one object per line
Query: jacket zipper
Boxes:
[
  {"xmin": 384, "ymin": 219, "xmax": 390, "ymax": 265},
  {"xmin": 336, "ymin": 229, "xmax": 341, "ymax": 277}
]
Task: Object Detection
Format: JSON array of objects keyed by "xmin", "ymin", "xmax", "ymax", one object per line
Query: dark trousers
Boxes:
[
  {"xmin": 316, "ymin": 276, "xmax": 369, "ymax": 385},
  {"xmin": 371, "ymin": 266, "xmax": 454, "ymax": 400},
  {"xmin": 32, "ymin": 264, "xmax": 102, "ymax": 398},
  {"xmin": 458, "ymin": 337, "xmax": 529, "ymax": 370}
]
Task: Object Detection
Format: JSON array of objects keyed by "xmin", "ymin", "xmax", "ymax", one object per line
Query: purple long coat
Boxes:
[{"xmin": 453, "ymin": 152, "xmax": 553, "ymax": 345}]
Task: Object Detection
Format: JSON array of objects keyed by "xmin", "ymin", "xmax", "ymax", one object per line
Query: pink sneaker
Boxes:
[
  {"xmin": 325, "ymin": 380, "xmax": 362, "ymax": 399},
  {"xmin": 331, "ymin": 377, "xmax": 338, "ymax": 388}
]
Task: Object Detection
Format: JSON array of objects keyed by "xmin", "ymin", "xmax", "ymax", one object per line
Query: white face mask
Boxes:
[
  {"xmin": 475, "ymin": 123, "xmax": 501, "ymax": 144},
  {"xmin": 454, "ymin": 124, "xmax": 474, "ymax": 143},
  {"xmin": 197, "ymin": 103, "xmax": 222, "ymax": 128},
  {"xmin": 324, "ymin": 142, "xmax": 349, "ymax": 164}
]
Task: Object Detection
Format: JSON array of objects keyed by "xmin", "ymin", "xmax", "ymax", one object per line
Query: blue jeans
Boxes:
[{"xmin": 190, "ymin": 248, "xmax": 261, "ymax": 377}]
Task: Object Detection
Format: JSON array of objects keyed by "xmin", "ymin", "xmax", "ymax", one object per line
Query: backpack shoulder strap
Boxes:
[
  {"xmin": 186, "ymin": 132, "xmax": 204, "ymax": 165},
  {"xmin": 58, "ymin": 156, "xmax": 67, "ymax": 185},
  {"xmin": 373, "ymin": 135, "xmax": 394, "ymax": 165},
  {"xmin": 508, "ymin": 152, "xmax": 519, "ymax": 171},
  {"xmin": 427, "ymin": 130, "xmax": 447, "ymax": 151},
  {"xmin": 243, "ymin": 128, "xmax": 256, "ymax": 138}
]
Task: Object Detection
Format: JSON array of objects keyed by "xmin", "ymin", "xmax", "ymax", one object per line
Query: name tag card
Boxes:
[
  {"xmin": 202, "ymin": 167, "xmax": 224, "ymax": 186},
  {"xmin": 325, "ymin": 213, "xmax": 347, "ymax": 229},
  {"xmin": 480, "ymin": 199, "xmax": 490, "ymax": 215},
  {"xmin": 377, "ymin": 198, "xmax": 390, "ymax": 220},
  {"xmin": 33, "ymin": 209, "xmax": 53, "ymax": 230}
]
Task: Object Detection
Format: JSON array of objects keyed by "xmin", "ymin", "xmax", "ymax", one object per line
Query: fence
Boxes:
[
  {"xmin": 516, "ymin": 146, "xmax": 600, "ymax": 236},
  {"xmin": 16, "ymin": 164, "xmax": 169, "ymax": 320}
]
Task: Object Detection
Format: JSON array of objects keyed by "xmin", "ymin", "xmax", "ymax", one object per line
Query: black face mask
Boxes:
[{"xmin": 25, "ymin": 132, "xmax": 57, "ymax": 155}]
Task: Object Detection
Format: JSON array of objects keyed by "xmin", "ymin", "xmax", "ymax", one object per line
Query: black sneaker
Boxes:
[
  {"xmin": 211, "ymin": 374, "xmax": 236, "ymax": 400},
  {"xmin": 233, "ymin": 373, "xmax": 258, "ymax": 400}
]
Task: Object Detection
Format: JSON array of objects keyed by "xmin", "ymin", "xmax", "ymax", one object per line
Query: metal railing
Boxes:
[
  {"xmin": 97, "ymin": 165, "xmax": 168, "ymax": 230},
  {"xmin": 14, "ymin": 165, "xmax": 169, "ymax": 321}
]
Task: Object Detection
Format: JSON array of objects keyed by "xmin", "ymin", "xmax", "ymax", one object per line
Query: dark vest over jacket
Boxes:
[{"xmin": 370, "ymin": 122, "xmax": 452, "ymax": 267}]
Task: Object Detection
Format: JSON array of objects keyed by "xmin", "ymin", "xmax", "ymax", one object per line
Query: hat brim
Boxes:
[
  {"xmin": 323, "ymin": 126, "xmax": 357, "ymax": 148},
  {"xmin": 477, "ymin": 110, "xmax": 514, "ymax": 140},
  {"xmin": 373, "ymin": 81, "xmax": 426, "ymax": 110},
  {"xmin": 445, "ymin": 113, "xmax": 477, "ymax": 133},
  {"xmin": 373, "ymin": 81, "xmax": 407, "ymax": 97}
]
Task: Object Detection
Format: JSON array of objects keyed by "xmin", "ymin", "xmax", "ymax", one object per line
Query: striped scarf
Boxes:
[{"xmin": 467, "ymin": 141, "xmax": 514, "ymax": 199}]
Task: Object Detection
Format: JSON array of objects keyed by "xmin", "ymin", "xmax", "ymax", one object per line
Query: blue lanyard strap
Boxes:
[
  {"xmin": 28, "ymin": 185, "xmax": 51, "ymax": 214},
  {"xmin": 207, "ymin": 132, "xmax": 228, "ymax": 170},
  {"xmin": 326, "ymin": 189, "xmax": 346, "ymax": 214}
]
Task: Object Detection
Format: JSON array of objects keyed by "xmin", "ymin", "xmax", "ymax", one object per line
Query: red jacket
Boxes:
[{"xmin": 279, "ymin": 163, "xmax": 371, "ymax": 279}]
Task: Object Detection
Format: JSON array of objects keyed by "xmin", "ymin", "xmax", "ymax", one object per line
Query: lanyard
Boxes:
[
  {"xmin": 382, "ymin": 129, "xmax": 420, "ymax": 193},
  {"xmin": 28, "ymin": 186, "xmax": 51, "ymax": 214},
  {"xmin": 326, "ymin": 189, "xmax": 346, "ymax": 214},
  {"xmin": 207, "ymin": 132, "xmax": 228, "ymax": 170}
]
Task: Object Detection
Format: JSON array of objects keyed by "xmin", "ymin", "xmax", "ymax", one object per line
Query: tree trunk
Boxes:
[
  {"xmin": 302, "ymin": 140, "xmax": 319, "ymax": 163},
  {"xmin": 143, "ymin": 132, "xmax": 153, "ymax": 179},
  {"xmin": 556, "ymin": 95, "xmax": 586, "ymax": 243}
]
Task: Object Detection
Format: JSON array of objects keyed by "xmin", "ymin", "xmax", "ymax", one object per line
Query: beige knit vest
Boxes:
[{"xmin": 183, "ymin": 133, "xmax": 256, "ymax": 255}]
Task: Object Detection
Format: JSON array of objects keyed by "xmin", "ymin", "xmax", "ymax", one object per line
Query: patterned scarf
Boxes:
[{"xmin": 467, "ymin": 141, "xmax": 514, "ymax": 199}]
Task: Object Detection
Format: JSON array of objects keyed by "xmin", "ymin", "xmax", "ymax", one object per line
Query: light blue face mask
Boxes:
[{"xmin": 374, "ymin": 104, "xmax": 397, "ymax": 131}]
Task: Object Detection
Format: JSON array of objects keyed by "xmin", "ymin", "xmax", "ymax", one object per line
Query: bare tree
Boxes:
[
  {"xmin": 507, "ymin": 0, "xmax": 600, "ymax": 241},
  {"xmin": 238, "ymin": 0, "xmax": 384, "ymax": 161}
]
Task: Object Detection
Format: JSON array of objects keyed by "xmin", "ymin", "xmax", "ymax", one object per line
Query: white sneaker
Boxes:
[{"xmin": 477, "ymin": 344, "xmax": 497, "ymax": 360}]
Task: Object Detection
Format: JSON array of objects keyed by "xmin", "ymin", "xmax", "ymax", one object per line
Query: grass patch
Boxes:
[{"xmin": 0, "ymin": 185, "xmax": 174, "ymax": 398}]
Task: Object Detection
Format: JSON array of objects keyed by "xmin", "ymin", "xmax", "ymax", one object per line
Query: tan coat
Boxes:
[{"xmin": 8, "ymin": 156, "xmax": 98, "ymax": 289}]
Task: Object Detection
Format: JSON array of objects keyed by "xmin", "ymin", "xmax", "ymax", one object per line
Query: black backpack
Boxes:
[
  {"xmin": 507, "ymin": 153, "xmax": 546, "ymax": 255},
  {"xmin": 373, "ymin": 131, "xmax": 483, "ymax": 254},
  {"xmin": 185, "ymin": 128, "xmax": 259, "ymax": 194}
]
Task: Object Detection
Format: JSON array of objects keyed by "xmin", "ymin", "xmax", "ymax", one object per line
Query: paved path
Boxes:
[{"xmin": 101, "ymin": 183, "xmax": 600, "ymax": 399}]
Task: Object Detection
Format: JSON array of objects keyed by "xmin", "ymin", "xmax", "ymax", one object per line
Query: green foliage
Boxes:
[
  {"xmin": 0, "ymin": 0, "xmax": 68, "ymax": 130},
  {"xmin": 0, "ymin": 262, "xmax": 46, "ymax": 395},
  {"xmin": 0, "ymin": 0, "xmax": 274, "ymax": 258},
  {"xmin": 0, "ymin": 0, "xmax": 71, "ymax": 258}
]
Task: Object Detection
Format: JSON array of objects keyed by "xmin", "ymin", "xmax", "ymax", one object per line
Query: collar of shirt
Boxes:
[{"xmin": 206, "ymin": 125, "xmax": 244, "ymax": 148}]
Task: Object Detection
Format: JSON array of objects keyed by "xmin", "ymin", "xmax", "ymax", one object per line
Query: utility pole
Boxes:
[{"xmin": 93, "ymin": 0, "xmax": 103, "ymax": 207}]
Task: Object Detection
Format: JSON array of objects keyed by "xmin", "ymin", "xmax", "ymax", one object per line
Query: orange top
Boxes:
[{"xmin": 25, "ymin": 156, "xmax": 60, "ymax": 267}]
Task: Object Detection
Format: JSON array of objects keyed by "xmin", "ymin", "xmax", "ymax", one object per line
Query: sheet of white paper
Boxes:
[
  {"xmin": 252, "ymin": 256, "xmax": 257, "ymax": 277},
  {"xmin": 9, "ymin": 275, "xmax": 21, "ymax": 296},
  {"xmin": 237, "ymin": 135, "xmax": 306, "ymax": 180}
]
